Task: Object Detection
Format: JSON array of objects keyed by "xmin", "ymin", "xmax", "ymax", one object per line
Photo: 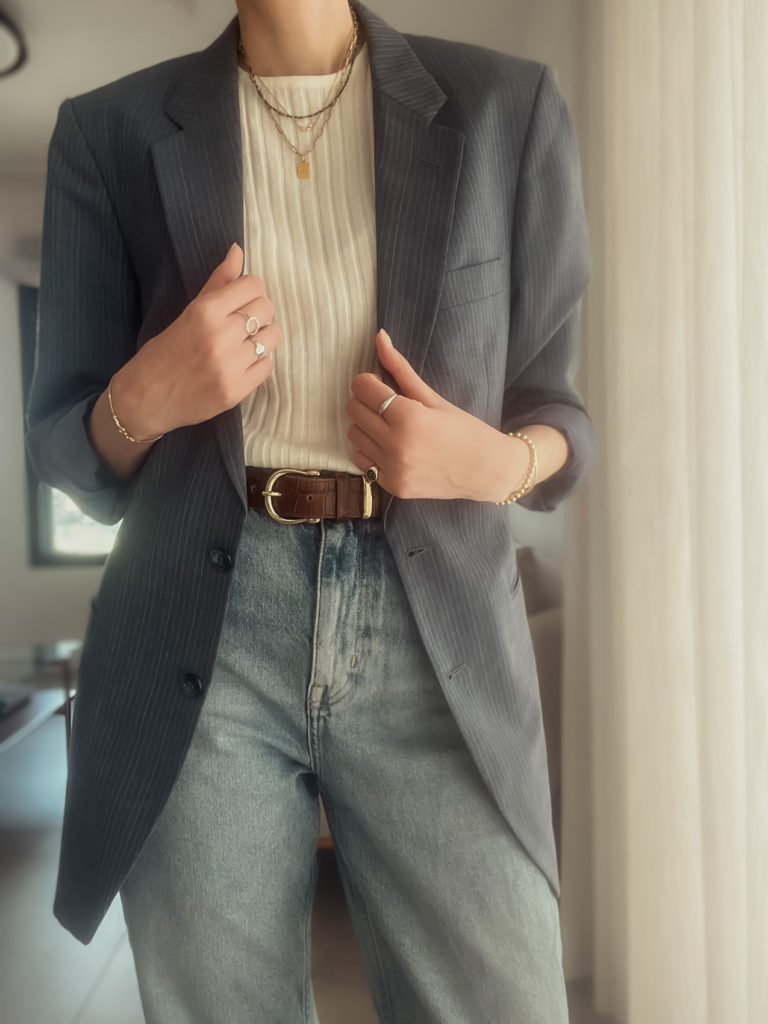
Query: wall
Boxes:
[
  {"xmin": 0, "ymin": 0, "xmax": 577, "ymax": 646},
  {"xmin": 368, "ymin": 0, "xmax": 576, "ymax": 100}
]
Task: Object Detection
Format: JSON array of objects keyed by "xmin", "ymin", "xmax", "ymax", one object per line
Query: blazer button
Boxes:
[
  {"xmin": 180, "ymin": 673, "xmax": 203, "ymax": 699},
  {"xmin": 208, "ymin": 547, "xmax": 233, "ymax": 571}
]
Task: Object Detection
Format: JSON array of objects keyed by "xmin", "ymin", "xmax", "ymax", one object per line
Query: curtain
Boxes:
[{"xmin": 558, "ymin": 1, "xmax": 768, "ymax": 1021}]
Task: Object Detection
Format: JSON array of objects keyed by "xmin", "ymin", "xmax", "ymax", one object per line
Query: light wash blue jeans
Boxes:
[{"xmin": 119, "ymin": 508, "xmax": 568, "ymax": 1023}]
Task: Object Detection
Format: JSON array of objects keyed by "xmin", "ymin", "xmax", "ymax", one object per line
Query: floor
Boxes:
[{"xmin": 0, "ymin": 715, "xmax": 613, "ymax": 1024}]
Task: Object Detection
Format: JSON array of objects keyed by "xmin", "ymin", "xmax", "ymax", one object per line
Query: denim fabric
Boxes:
[{"xmin": 120, "ymin": 509, "xmax": 568, "ymax": 1024}]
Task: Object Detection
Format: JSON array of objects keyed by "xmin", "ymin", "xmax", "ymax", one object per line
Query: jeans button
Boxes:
[{"xmin": 180, "ymin": 673, "xmax": 203, "ymax": 698}]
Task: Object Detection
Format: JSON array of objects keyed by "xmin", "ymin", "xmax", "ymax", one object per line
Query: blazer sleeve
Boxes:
[
  {"xmin": 501, "ymin": 64, "xmax": 596, "ymax": 512},
  {"xmin": 25, "ymin": 98, "xmax": 141, "ymax": 526}
]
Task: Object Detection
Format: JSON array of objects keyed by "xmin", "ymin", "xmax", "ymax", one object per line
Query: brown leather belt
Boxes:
[{"xmin": 246, "ymin": 466, "xmax": 384, "ymax": 523}]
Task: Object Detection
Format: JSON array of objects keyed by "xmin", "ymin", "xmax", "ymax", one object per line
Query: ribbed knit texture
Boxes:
[{"xmin": 238, "ymin": 43, "xmax": 378, "ymax": 472}]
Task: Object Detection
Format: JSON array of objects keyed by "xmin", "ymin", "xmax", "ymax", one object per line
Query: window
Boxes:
[{"xmin": 19, "ymin": 285, "xmax": 118, "ymax": 566}]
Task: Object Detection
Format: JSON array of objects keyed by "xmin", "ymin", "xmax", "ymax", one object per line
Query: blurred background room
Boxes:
[{"xmin": 1, "ymin": 1, "xmax": 766, "ymax": 1022}]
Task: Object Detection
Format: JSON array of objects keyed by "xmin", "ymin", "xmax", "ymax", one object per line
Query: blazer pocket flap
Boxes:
[{"xmin": 438, "ymin": 257, "xmax": 504, "ymax": 311}]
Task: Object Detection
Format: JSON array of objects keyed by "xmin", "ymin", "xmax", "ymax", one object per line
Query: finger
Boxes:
[
  {"xmin": 345, "ymin": 395, "xmax": 393, "ymax": 446},
  {"xmin": 242, "ymin": 352, "xmax": 276, "ymax": 393},
  {"xmin": 347, "ymin": 422, "xmax": 385, "ymax": 465},
  {"xmin": 350, "ymin": 372, "xmax": 404, "ymax": 418},
  {"xmin": 202, "ymin": 273, "xmax": 267, "ymax": 317},
  {"xmin": 350, "ymin": 448, "xmax": 392, "ymax": 493},
  {"xmin": 240, "ymin": 323, "xmax": 282, "ymax": 368},
  {"xmin": 216, "ymin": 310, "xmax": 267, "ymax": 350},
  {"xmin": 219, "ymin": 274, "xmax": 268, "ymax": 313},
  {"xmin": 198, "ymin": 243, "xmax": 243, "ymax": 297},
  {"xmin": 230, "ymin": 294, "xmax": 275, "ymax": 332},
  {"xmin": 375, "ymin": 329, "xmax": 446, "ymax": 408}
]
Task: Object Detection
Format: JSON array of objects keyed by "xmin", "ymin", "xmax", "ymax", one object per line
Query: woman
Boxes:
[{"xmin": 26, "ymin": 1, "xmax": 595, "ymax": 1020}]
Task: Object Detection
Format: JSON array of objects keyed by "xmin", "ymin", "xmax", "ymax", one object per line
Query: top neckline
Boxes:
[{"xmin": 237, "ymin": 41, "xmax": 368, "ymax": 89}]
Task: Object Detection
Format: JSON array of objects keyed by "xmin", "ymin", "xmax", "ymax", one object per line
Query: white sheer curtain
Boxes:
[{"xmin": 559, "ymin": 1, "xmax": 768, "ymax": 1021}]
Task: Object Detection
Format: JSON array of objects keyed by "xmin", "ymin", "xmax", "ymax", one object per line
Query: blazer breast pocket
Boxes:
[{"xmin": 437, "ymin": 257, "xmax": 505, "ymax": 312}]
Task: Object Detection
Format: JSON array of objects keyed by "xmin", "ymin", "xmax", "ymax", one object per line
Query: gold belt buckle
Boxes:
[{"xmin": 262, "ymin": 468, "xmax": 321, "ymax": 524}]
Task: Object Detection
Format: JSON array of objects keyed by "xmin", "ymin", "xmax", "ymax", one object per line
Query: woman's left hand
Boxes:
[{"xmin": 346, "ymin": 329, "xmax": 527, "ymax": 502}]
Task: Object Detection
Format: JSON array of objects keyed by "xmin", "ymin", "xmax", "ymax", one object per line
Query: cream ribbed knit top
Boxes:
[{"xmin": 237, "ymin": 43, "xmax": 378, "ymax": 473}]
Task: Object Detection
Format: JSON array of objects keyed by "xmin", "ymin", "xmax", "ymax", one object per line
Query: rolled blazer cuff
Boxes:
[
  {"xmin": 502, "ymin": 402, "xmax": 597, "ymax": 512},
  {"xmin": 26, "ymin": 393, "xmax": 133, "ymax": 525}
]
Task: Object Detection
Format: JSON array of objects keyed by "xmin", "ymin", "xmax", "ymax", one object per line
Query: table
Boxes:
[{"xmin": 0, "ymin": 642, "xmax": 80, "ymax": 757}]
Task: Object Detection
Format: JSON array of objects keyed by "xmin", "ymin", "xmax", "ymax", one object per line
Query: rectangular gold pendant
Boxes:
[{"xmin": 297, "ymin": 159, "xmax": 311, "ymax": 179}]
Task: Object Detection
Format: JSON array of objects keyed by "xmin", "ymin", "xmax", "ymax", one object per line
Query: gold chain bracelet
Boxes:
[
  {"xmin": 107, "ymin": 374, "xmax": 165, "ymax": 445},
  {"xmin": 496, "ymin": 431, "xmax": 538, "ymax": 505}
]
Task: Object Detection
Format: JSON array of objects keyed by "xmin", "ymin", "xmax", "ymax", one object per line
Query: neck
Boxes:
[{"xmin": 235, "ymin": 0, "xmax": 357, "ymax": 76}]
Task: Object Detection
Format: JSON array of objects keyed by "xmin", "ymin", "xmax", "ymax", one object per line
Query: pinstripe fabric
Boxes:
[{"xmin": 25, "ymin": 2, "xmax": 595, "ymax": 943}]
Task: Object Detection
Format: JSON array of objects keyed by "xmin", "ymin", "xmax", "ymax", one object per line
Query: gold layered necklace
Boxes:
[{"xmin": 238, "ymin": 2, "xmax": 361, "ymax": 180}]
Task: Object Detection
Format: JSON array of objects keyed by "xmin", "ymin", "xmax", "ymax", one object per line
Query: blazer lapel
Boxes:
[
  {"xmin": 152, "ymin": 18, "xmax": 244, "ymax": 299},
  {"xmin": 357, "ymin": 3, "xmax": 465, "ymax": 379},
  {"xmin": 356, "ymin": 4, "xmax": 465, "ymax": 523},
  {"xmin": 150, "ymin": 5, "xmax": 465, "ymax": 512},
  {"xmin": 152, "ymin": 18, "xmax": 247, "ymax": 508}
]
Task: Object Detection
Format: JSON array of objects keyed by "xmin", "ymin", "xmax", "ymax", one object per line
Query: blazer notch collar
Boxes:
[
  {"xmin": 354, "ymin": 2, "xmax": 447, "ymax": 122},
  {"xmin": 163, "ymin": 16, "xmax": 240, "ymax": 130}
]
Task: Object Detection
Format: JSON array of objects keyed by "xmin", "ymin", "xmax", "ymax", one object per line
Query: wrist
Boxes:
[
  {"xmin": 472, "ymin": 427, "xmax": 531, "ymax": 503},
  {"xmin": 495, "ymin": 431, "xmax": 537, "ymax": 504},
  {"xmin": 110, "ymin": 358, "xmax": 168, "ymax": 441}
]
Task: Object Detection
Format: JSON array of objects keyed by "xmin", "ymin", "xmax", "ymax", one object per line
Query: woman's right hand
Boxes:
[
  {"xmin": 111, "ymin": 243, "xmax": 282, "ymax": 439},
  {"xmin": 85, "ymin": 243, "xmax": 281, "ymax": 481}
]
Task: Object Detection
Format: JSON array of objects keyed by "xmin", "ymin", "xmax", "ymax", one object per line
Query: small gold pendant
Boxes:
[{"xmin": 297, "ymin": 158, "xmax": 311, "ymax": 179}]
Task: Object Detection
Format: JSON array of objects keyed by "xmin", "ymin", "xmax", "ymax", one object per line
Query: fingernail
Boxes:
[{"xmin": 380, "ymin": 328, "xmax": 393, "ymax": 347}]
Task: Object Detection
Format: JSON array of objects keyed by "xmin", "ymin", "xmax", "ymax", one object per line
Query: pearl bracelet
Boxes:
[
  {"xmin": 496, "ymin": 431, "xmax": 538, "ymax": 505},
  {"xmin": 107, "ymin": 374, "xmax": 165, "ymax": 445}
]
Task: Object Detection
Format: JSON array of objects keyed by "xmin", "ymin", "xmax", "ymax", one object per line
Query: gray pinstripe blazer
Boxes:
[{"xmin": 26, "ymin": 2, "xmax": 595, "ymax": 944}]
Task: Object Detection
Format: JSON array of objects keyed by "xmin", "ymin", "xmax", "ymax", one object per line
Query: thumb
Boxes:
[
  {"xmin": 376, "ymin": 329, "xmax": 446, "ymax": 408},
  {"xmin": 198, "ymin": 243, "xmax": 244, "ymax": 297}
]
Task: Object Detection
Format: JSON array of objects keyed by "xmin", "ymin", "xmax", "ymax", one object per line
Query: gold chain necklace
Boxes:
[
  {"xmin": 239, "ymin": 4, "xmax": 360, "ymax": 179},
  {"xmin": 239, "ymin": 7, "xmax": 359, "ymax": 125}
]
